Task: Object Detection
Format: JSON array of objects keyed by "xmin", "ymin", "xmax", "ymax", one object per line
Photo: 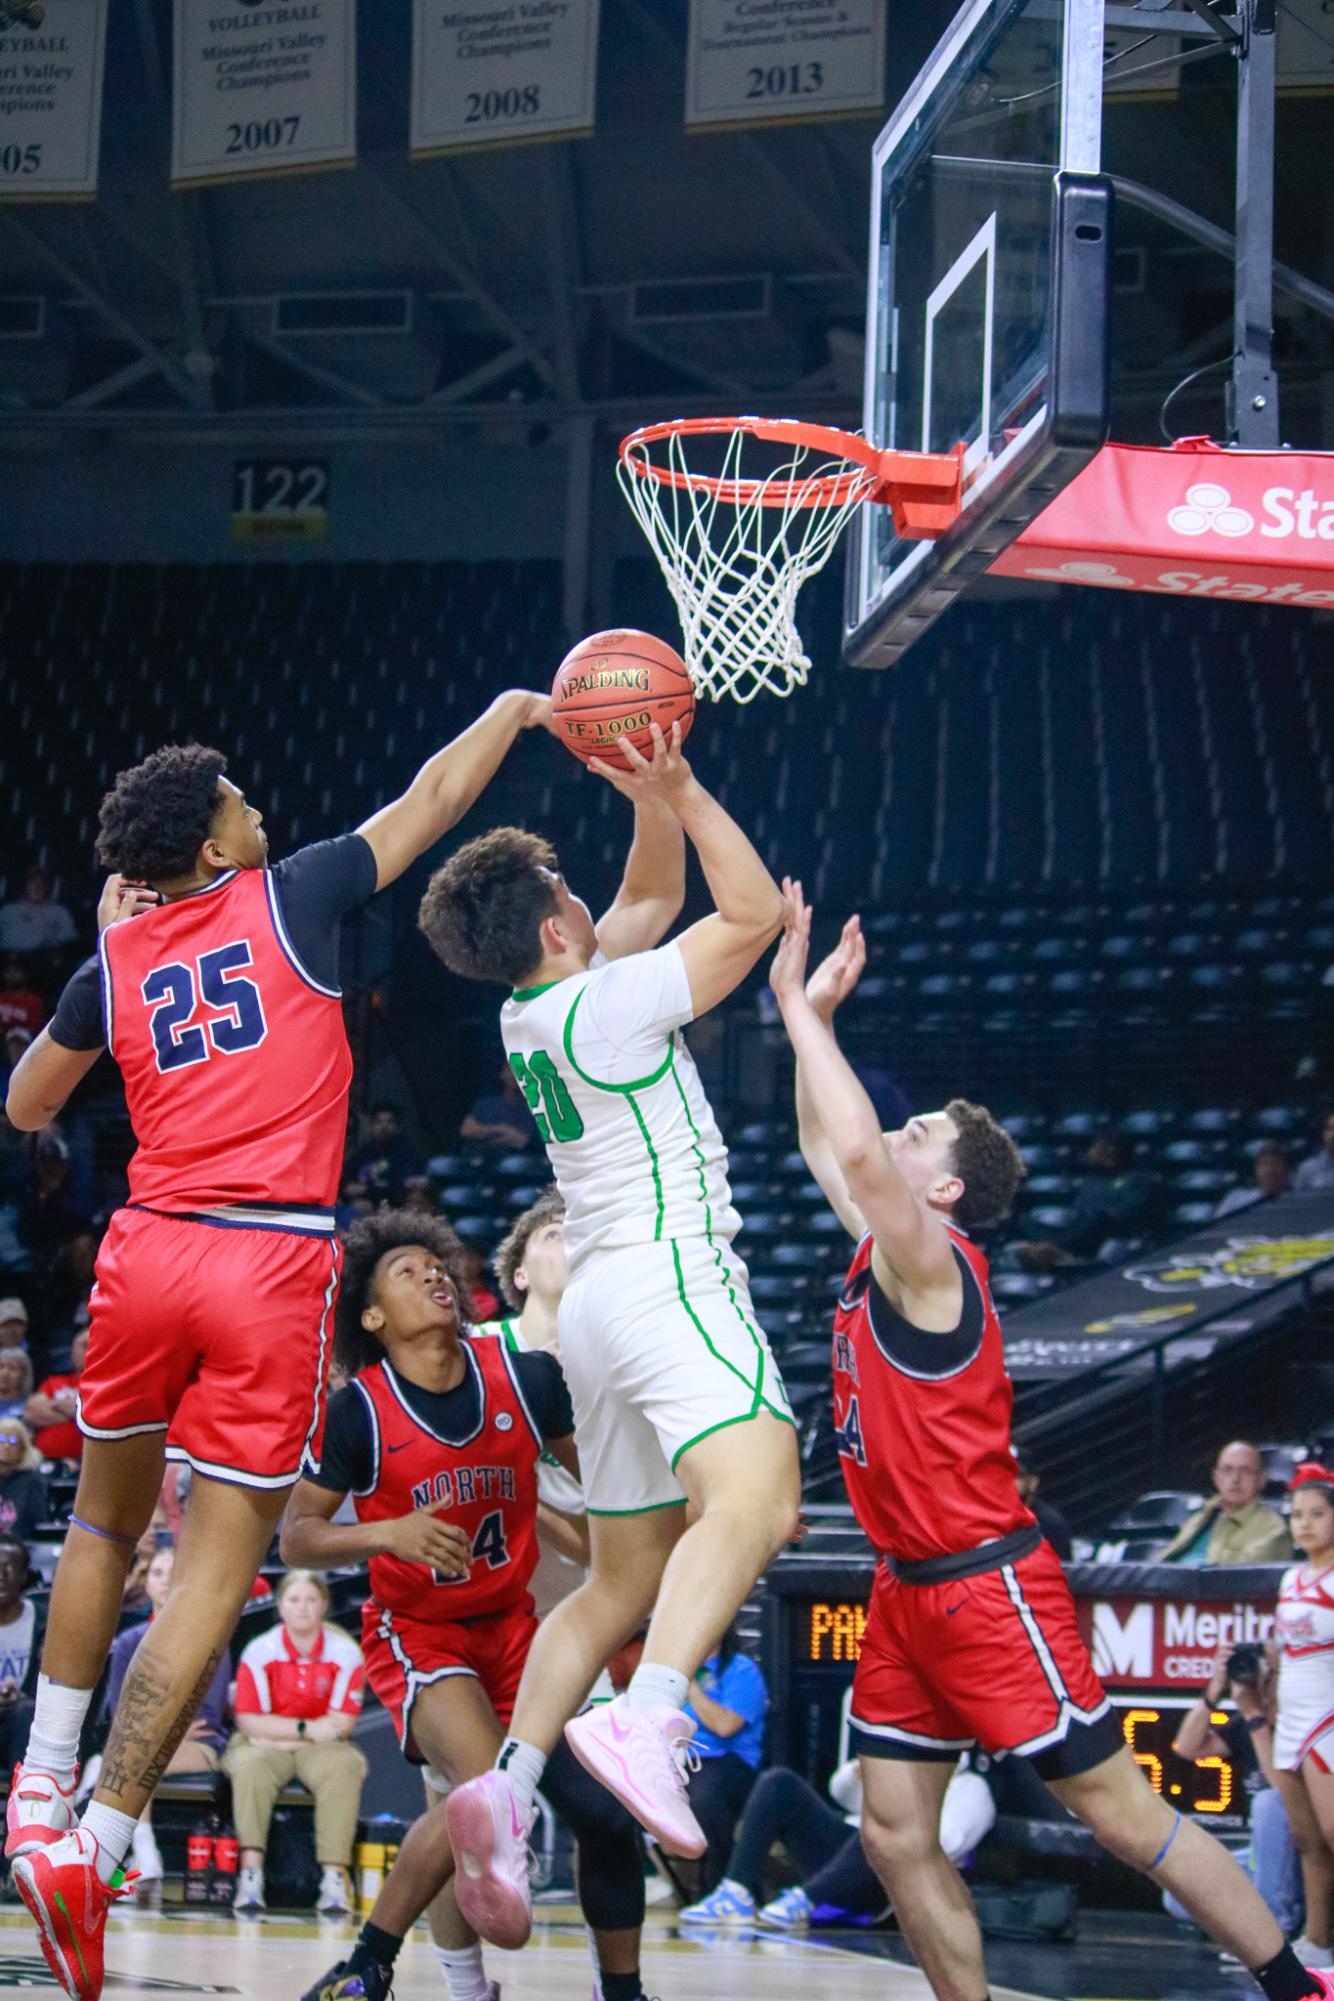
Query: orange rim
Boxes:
[{"xmin": 617, "ymin": 416, "xmax": 965, "ymax": 517}]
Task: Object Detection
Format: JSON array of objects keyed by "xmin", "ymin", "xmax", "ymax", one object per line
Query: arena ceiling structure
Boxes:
[{"xmin": 0, "ymin": 0, "xmax": 1333, "ymax": 458}]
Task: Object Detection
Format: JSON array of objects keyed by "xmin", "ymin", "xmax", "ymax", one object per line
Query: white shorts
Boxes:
[
  {"xmin": 1275, "ymin": 1696, "xmax": 1334, "ymax": 1773},
  {"xmin": 558, "ymin": 1237, "xmax": 793, "ymax": 1514}
]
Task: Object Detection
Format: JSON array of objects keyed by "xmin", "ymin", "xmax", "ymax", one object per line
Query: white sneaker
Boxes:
[
  {"xmin": 1294, "ymin": 1939, "xmax": 1334, "ymax": 1969},
  {"xmin": 316, "ymin": 1864, "xmax": 353, "ymax": 1917},
  {"xmin": 130, "ymin": 1822, "xmax": 163, "ymax": 1883},
  {"xmin": 233, "ymin": 1864, "xmax": 266, "ymax": 1914}
]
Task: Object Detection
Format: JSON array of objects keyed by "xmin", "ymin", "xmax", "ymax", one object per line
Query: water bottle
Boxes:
[
  {"xmin": 185, "ymin": 1825, "xmax": 213, "ymax": 1905},
  {"xmin": 210, "ymin": 1827, "xmax": 239, "ymax": 1906}
]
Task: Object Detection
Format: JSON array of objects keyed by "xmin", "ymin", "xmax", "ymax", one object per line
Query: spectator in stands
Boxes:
[
  {"xmin": 335, "ymin": 1175, "xmax": 374, "ymax": 1232},
  {"xmin": 0, "ymin": 1351, "xmax": 34, "ymax": 1424},
  {"xmin": 24, "ymin": 1326, "xmax": 88, "ymax": 1463},
  {"xmin": 459, "ymin": 1240, "xmax": 501, "ymax": 1323},
  {"xmin": 0, "ymin": 1531, "xmax": 42, "ymax": 1772},
  {"xmin": 350, "ymin": 1103, "xmax": 423, "ymax": 1206},
  {"xmin": 16, "ymin": 1132, "xmax": 89, "ymax": 1270},
  {"xmin": 2, "ymin": 1027, "xmax": 32, "ymax": 1097},
  {"xmin": 0, "ymin": 958, "xmax": 44, "ymax": 1038},
  {"xmin": 1217, "ymin": 1143, "xmax": 1293, "ymax": 1218},
  {"xmin": 1015, "ymin": 1455, "xmax": 1074, "ymax": 1560},
  {"xmin": 121, "ymin": 1509, "xmax": 173, "ymax": 1617},
  {"xmin": 681, "ymin": 1754, "xmax": 995, "ymax": 1930},
  {"xmin": 223, "ymin": 1569, "xmax": 367, "ymax": 1919},
  {"xmin": 1167, "ymin": 1644, "xmax": 1299, "ymax": 1937},
  {"xmin": 1295, "ymin": 1111, "xmax": 1334, "ymax": 1193},
  {"xmin": 104, "ymin": 1544, "xmax": 232, "ymax": 1894},
  {"xmin": 0, "ymin": 866, "xmax": 77, "ymax": 958},
  {"xmin": 399, "ymin": 1175, "xmax": 438, "ymax": 1219},
  {"xmin": 0, "ymin": 1296, "xmax": 29, "ymax": 1349},
  {"xmin": 681, "ymin": 1622, "xmax": 769, "ymax": 1893},
  {"xmin": 0, "ymin": 1416, "xmax": 48, "ymax": 1543},
  {"xmin": 1058, "ymin": 1133, "xmax": 1160, "ymax": 1257},
  {"xmin": 460, "ymin": 1057, "xmax": 536, "ymax": 1152},
  {"xmin": 1159, "ymin": 1441, "xmax": 1293, "ymax": 1565}
]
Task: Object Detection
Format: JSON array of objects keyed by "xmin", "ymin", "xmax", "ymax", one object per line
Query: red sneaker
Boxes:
[
  {"xmin": 12, "ymin": 1828, "xmax": 136, "ymax": 2001},
  {"xmin": 5, "ymin": 1764, "xmax": 80, "ymax": 1859}
]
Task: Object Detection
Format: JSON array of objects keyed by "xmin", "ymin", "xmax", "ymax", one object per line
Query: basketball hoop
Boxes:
[{"xmin": 617, "ymin": 416, "xmax": 964, "ymax": 704}]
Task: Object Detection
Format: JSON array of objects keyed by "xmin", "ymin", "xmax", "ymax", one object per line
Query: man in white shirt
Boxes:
[{"xmin": 418, "ymin": 723, "xmax": 799, "ymax": 1952}]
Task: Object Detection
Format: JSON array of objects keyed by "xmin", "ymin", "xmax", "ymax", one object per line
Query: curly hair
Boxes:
[
  {"xmin": 418, "ymin": 827, "xmax": 560, "ymax": 987},
  {"xmin": 945, "ymin": 1099, "xmax": 1026, "ymax": 1230},
  {"xmin": 335, "ymin": 1210, "xmax": 474, "ymax": 1377},
  {"xmin": 493, "ymin": 1187, "xmax": 565, "ymax": 1312},
  {"xmin": 96, "ymin": 744, "xmax": 229, "ymax": 882}
]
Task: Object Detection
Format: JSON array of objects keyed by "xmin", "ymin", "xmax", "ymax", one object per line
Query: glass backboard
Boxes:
[{"xmin": 844, "ymin": 0, "xmax": 1111, "ymax": 667}]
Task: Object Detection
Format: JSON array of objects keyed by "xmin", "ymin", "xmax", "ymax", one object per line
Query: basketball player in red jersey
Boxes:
[
  {"xmin": 3, "ymin": 695, "xmax": 551, "ymax": 2000},
  {"xmin": 771, "ymin": 882, "xmax": 1334, "ymax": 2001},
  {"xmin": 283, "ymin": 1211, "xmax": 653, "ymax": 2001}
]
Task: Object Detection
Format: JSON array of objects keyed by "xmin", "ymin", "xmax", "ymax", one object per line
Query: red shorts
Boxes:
[
  {"xmin": 852, "ymin": 1539, "xmax": 1122, "ymax": 1779},
  {"xmin": 80, "ymin": 1205, "xmax": 340, "ymax": 1490},
  {"xmin": 363, "ymin": 1598, "xmax": 537, "ymax": 1761}
]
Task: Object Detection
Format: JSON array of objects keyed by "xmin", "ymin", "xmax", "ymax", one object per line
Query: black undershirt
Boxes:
[{"xmin": 307, "ymin": 1345, "xmax": 575, "ymax": 1496}]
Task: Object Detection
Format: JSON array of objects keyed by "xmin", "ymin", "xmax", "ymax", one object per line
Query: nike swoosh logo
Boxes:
[
  {"xmin": 945, "ymin": 1603, "xmax": 965, "ymax": 1617},
  {"xmin": 386, "ymin": 1441, "xmax": 411, "ymax": 1453}
]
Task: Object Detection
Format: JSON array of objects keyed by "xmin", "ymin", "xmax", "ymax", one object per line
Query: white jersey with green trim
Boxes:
[{"xmin": 499, "ymin": 942, "xmax": 740, "ymax": 1277}]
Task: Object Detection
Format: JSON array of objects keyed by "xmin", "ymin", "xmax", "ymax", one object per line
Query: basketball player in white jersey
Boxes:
[{"xmin": 417, "ymin": 722, "xmax": 799, "ymax": 1949}]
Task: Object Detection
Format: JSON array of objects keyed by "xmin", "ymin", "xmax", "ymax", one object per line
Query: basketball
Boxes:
[{"xmin": 550, "ymin": 629, "xmax": 695, "ymax": 768}]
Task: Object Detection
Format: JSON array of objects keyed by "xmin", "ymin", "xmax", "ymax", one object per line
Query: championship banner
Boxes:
[
  {"xmin": 1002, "ymin": 1190, "xmax": 1334, "ymax": 1381},
  {"xmin": 989, "ymin": 440, "xmax": 1334, "ymax": 610},
  {"xmin": 410, "ymin": 0, "xmax": 600, "ymax": 155},
  {"xmin": 0, "ymin": 0, "xmax": 107, "ymax": 202},
  {"xmin": 171, "ymin": 0, "xmax": 356, "ymax": 187},
  {"xmin": 684, "ymin": 0, "xmax": 885, "ymax": 133}
]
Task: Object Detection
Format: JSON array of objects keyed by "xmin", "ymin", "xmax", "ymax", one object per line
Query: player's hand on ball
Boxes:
[
  {"xmin": 587, "ymin": 719, "xmax": 691, "ymax": 800},
  {"xmin": 97, "ymin": 874, "xmax": 161, "ymax": 932},
  {"xmin": 805, "ymin": 912, "xmax": 867, "ymax": 1021},
  {"xmin": 768, "ymin": 877, "xmax": 812, "ymax": 1005},
  {"xmin": 385, "ymin": 1504, "xmax": 471, "ymax": 1575}
]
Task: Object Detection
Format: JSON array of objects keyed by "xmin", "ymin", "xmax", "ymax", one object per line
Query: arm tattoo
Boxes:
[{"xmin": 100, "ymin": 1644, "xmax": 223, "ymax": 1803}]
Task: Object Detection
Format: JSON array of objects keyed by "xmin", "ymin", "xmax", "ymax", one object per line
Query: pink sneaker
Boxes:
[
  {"xmin": 445, "ymin": 1770, "xmax": 534, "ymax": 1950},
  {"xmin": 564, "ymin": 1697, "xmax": 705, "ymax": 1859},
  {"xmin": 5, "ymin": 1765, "xmax": 79, "ymax": 1860}
]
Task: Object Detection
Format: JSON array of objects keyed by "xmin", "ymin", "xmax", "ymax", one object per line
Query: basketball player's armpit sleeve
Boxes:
[
  {"xmin": 572, "ymin": 944, "xmax": 694, "ymax": 1081},
  {"xmin": 270, "ymin": 834, "xmax": 379, "ymax": 993},
  {"xmin": 514, "ymin": 1350, "xmax": 576, "ymax": 1442},
  {"xmin": 47, "ymin": 957, "xmax": 104, "ymax": 1052},
  {"xmin": 301, "ymin": 1384, "xmax": 373, "ymax": 1493}
]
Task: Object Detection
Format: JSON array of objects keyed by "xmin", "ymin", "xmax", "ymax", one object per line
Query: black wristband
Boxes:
[{"xmin": 1245, "ymin": 1714, "xmax": 1270, "ymax": 1731}]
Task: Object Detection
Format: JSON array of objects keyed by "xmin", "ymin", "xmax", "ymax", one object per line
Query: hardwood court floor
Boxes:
[{"xmin": 0, "ymin": 1899, "xmax": 1047, "ymax": 1999}]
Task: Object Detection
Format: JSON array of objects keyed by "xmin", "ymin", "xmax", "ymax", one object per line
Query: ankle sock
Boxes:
[
  {"xmin": 496, "ymin": 1736, "xmax": 547, "ymax": 1815},
  {"xmin": 350, "ymin": 1922, "xmax": 403, "ymax": 1976},
  {"xmin": 1256, "ymin": 1945, "xmax": 1331, "ymax": 2001},
  {"xmin": 597, "ymin": 1970, "xmax": 646, "ymax": 2001},
  {"xmin": 625, "ymin": 1662, "xmax": 689, "ymax": 1713},
  {"xmin": 25, "ymin": 1675, "xmax": 93, "ymax": 1784},
  {"xmin": 80, "ymin": 1803, "xmax": 138, "ymax": 1884},
  {"xmin": 435, "ymin": 1942, "xmax": 491, "ymax": 2001}
]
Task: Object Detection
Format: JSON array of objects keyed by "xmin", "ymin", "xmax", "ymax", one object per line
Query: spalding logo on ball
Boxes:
[{"xmin": 551, "ymin": 629, "xmax": 696, "ymax": 769}]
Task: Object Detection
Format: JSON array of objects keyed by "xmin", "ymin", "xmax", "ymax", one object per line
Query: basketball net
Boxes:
[{"xmin": 617, "ymin": 418, "xmax": 963, "ymax": 705}]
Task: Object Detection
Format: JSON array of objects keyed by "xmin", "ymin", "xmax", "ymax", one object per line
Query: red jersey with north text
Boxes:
[
  {"xmin": 100, "ymin": 868, "xmax": 353, "ymax": 1212},
  {"xmin": 832, "ymin": 1225, "xmax": 1033, "ymax": 1563},
  {"xmin": 353, "ymin": 1339, "xmax": 543, "ymax": 1625}
]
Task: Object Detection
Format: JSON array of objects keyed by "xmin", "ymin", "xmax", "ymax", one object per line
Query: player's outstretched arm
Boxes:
[
  {"xmin": 589, "ymin": 722, "xmax": 784, "ymax": 1016},
  {"xmin": 280, "ymin": 1477, "xmax": 470, "ymax": 1576},
  {"xmin": 594, "ymin": 791, "xmax": 686, "ymax": 961},
  {"xmin": 772, "ymin": 886, "xmax": 954, "ymax": 1293},
  {"xmin": 784, "ymin": 907, "xmax": 870, "ymax": 1240},
  {"xmin": 357, "ymin": 689, "xmax": 553, "ymax": 890}
]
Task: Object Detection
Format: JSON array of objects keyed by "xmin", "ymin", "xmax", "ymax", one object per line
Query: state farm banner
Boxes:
[
  {"xmin": 989, "ymin": 440, "xmax": 1334, "ymax": 609},
  {"xmin": 0, "ymin": 0, "xmax": 107, "ymax": 201},
  {"xmin": 411, "ymin": 0, "xmax": 600, "ymax": 154},
  {"xmin": 685, "ymin": 0, "xmax": 885, "ymax": 132},
  {"xmin": 172, "ymin": 0, "xmax": 356, "ymax": 186}
]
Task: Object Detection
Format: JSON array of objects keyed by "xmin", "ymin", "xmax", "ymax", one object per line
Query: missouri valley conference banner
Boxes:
[
  {"xmin": 411, "ymin": 0, "xmax": 600, "ymax": 154},
  {"xmin": 172, "ymin": 0, "xmax": 356, "ymax": 186},
  {"xmin": 0, "ymin": 0, "xmax": 107, "ymax": 201},
  {"xmin": 685, "ymin": 0, "xmax": 885, "ymax": 131}
]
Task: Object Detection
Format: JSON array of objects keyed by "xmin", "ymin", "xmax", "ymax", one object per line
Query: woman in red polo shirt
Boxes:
[{"xmin": 223, "ymin": 1569, "xmax": 366, "ymax": 1919}]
